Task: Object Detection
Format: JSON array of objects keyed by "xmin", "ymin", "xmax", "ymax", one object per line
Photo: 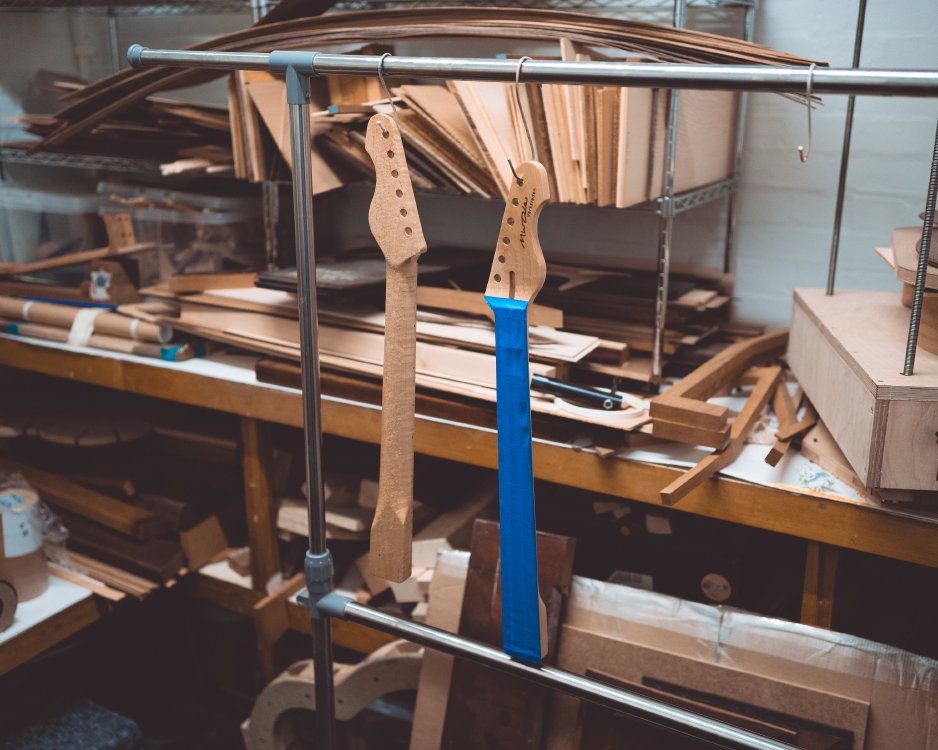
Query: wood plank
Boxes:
[
  {"xmin": 241, "ymin": 417, "xmax": 281, "ymax": 591},
  {"xmin": 441, "ymin": 519, "xmax": 575, "ymax": 750},
  {"xmin": 0, "ymin": 460, "xmax": 167, "ymax": 540},
  {"xmin": 0, "ymin": 242, "xmax": 154, "ymax": 277},
  {"xmin": 416, "ymin": 286, "xmax": 563, "ymax": 329},
  {"xmin": 800, "ymin": 541, "xmax": 839, "ymax": 629},
  {"xmin": 0, "ymin": 595, "xmax": 104, "ymax": 677}
]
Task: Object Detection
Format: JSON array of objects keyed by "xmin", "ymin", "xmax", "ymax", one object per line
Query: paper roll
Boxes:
[
  {"xmin": 0, "ymin": 488, "xmax": 48, "ymax": 601},
  {"xmin": 0, "ymin": 580, "xmax": 17, "ymax": 632},
  {"xmin": 0, "ymin": 296, "xmax": 169, "ymax": 343}
]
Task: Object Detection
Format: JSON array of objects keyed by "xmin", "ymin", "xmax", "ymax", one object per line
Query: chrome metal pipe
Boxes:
[
  {"xmin": 902, "ymin": 120, "xmax": 938, "ymax": 376},
  {"xmin": 128, "ymin": 47, "xmax": 938, "ymax": 96},
  {"xmin": 288, "ymin": 91, "xmax": 336, "ymax": 746},
  {"xmin": 320, "ymin": 597, "xmax": 797, "ymax": 750},
  {"xmin": 722, "ymin": 2, "xmax": 757, "ymax": 275},
  {"xmin": 651, "ymin": 0, "xmax": 688, "ymax": 379},
  {"xmin": 826, "ymin": 0, "xmax": 868, "ymax": 295}
]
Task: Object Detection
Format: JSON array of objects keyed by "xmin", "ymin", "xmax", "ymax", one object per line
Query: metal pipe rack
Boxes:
[{"xmin": 130, "ymin": 44, "xmax": 938, "ymax": 750}]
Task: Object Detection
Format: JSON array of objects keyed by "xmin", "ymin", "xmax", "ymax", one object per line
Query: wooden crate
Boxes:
[{"xmin": 788, "ymin": 288, "xmax": 938, "ymax": 491}]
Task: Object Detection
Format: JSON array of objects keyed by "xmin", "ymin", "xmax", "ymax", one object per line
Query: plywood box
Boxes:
[{"xmin": 788, "ymin": 288, "xmax": 938, "ymax": 491}]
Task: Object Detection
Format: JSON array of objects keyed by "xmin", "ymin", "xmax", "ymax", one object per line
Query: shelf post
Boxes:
[
  {"xmin": 270, "ymin": 50, "xmax": 337, "ymax": 750},
  {"xmin": 825, "ymin": 0, "xmax": 868, "ymax": 295},
  {"xmin": 652, "ymin": 0, "xmax": 688, "ymax": 380}
]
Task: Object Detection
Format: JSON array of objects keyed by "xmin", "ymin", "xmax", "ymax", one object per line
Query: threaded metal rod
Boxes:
[{"xmin": 902, "ymin": 119, "xmax": 938, "ymax": 376}]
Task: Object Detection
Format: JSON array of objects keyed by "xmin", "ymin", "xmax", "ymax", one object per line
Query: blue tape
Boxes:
[{"xmin": 485, "ymin": 295, "xmax": 541, "ymax": 664}]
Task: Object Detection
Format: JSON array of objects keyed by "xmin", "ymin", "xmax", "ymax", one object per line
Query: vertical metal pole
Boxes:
[
  {"xmin": 722, "ymin": 2, "xmax": 756, "ymax": 275},
  {"xmin": 652, "ymin": 0, "xmax": 687, "ymax": 379},
  {"xmin": 286, "ymin": 68, "xmax": 336, "ymax": 747},
  {"xmin": 106, "ymin": 9, "xmax": 121, "ymax": 73},
  {"xmin": 261, "ymin": 180, "xmax": 280, "ymax": 269},
  {"xmin": 902, "ymin": 120, "xmax": 938, "ymax": 376},
  {"xmin": 825, "ymin": 0, "xmax": 868, "ymax": 295}
]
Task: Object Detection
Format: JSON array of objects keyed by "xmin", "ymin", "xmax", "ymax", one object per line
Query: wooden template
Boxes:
[
  {"xmin": 365, "ymin": 112, "xmax": 429, "ymax": 583},
  {"xmin": 660, "ymin": 365, "xmax": 782, "ymax": 505}
]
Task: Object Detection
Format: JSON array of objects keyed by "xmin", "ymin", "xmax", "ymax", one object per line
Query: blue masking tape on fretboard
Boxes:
[{"xmin": 485, "ymin": 295, "xmax": 541, "ymax": 664}]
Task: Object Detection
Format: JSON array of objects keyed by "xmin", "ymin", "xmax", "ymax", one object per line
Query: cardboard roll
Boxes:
[{"xmin": 0, "ymin": 487, "xmax": 49, "ymax": 601}]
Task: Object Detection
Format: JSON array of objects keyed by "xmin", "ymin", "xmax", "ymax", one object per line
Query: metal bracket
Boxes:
[
  {"xmin": 269, "ymin": 51, "xmax": 319, "ymax": 104},
  {"xmin": 297, "ymin": 549, "xmax": 334, "ymax": 620}
]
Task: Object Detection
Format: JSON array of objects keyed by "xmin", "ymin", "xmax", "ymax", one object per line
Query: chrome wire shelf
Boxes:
[{"xmin": 0, "ymin": 148, "xmax": 159, "ymax": 173}]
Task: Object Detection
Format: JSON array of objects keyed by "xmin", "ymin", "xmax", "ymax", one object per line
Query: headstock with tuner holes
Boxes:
[
  {"xmin": 365, "ymin": 113, "xmax": 427, "ymax": 267},
  {"xmin": 485, "ymin": 161, "xmax": 551, "ymax": 301}
]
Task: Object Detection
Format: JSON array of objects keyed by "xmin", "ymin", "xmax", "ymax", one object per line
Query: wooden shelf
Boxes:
[{"xmin": 2, "ymin": 335, "xmax": 937, "ymax": 569}]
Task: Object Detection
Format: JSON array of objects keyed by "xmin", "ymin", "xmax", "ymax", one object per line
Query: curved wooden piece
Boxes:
[
  {"xmin": 365, "ymin": 113, "xmax": 428, "ymax": 582},
  {"xmin": 484, "ymin": 161, "xmax": 550, "ymax": 302},
  {"xmin": 244, "ymin": 639, "xmax": 423, "ymax": 750},
  {"xmin": 650, "ymin": 329, "xmax": 788, "ymax": 436}
]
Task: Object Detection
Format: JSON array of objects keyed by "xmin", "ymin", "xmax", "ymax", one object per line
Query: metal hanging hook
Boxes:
[
  {"xmin": 512, "ymin": 55, "xmax": 537, "ymax": 163},
  {"xmin": 377, "ymin": 52, "xmax": 397, "ymax": 119},
  {"xmin": 797, "ymin": 63, "xmax": 817, "ymax": 163},
  {"xmin": 507, "ymin": 157, "xmax": 523, "ymax": 186}
]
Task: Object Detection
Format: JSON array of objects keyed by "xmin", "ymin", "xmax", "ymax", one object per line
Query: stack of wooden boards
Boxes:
[
  {"xmin": 32, "ymin": 8, "xmax": 822, "ymax": 191},
  {"xmin": 274, "ymin": 472, "xmax": 497, "ymax": 620}
]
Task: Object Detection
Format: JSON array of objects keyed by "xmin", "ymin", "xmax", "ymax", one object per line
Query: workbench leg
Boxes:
[
  {"xmin": 241, "ymin": 417, "xmax": 281, "ymax": 592},
  {"xmin": 800, "ymin": 541, "xmax": 839, "ymax": 629}
]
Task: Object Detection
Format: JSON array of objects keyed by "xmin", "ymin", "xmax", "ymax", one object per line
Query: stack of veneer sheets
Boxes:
[{"xmin": 26, "ymin": 8, "xmax": 822, "ymax": 192}]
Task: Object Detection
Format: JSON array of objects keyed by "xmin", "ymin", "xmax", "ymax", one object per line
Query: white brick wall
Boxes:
[{"xmin": 733, "ymin": 0, "xmax": 938, "ymax": 325}]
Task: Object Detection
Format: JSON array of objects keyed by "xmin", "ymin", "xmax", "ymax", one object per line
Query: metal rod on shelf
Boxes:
[
  {"xmin": 317, "ymin": 595, "xmax": 797, "ymax": 750},
  {"xmin": 825, "ymin": 0, "xmax": 868, "ymax": 295},
  {"xmin": 902, "ymin": 120, "xmax": 938, "ymax": 376},
  {"xmin": 128, "ymin": 46, "xmax": 938, "ymax": 96},
  {"xmin": 651, "ymin": 0, "xmax": 688, "ymax": 379},
  {"xmin": 285, "ymin": 68, "xmax": 337, "ymax": 747},
  {"xmin": 722, "ymin": 1, "xmax": 756, "ymax": 274}
]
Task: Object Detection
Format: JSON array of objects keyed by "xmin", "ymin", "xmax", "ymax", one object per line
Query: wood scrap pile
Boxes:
[
  {"xmin": 0, "ymin": 406, "xmax": 245, "ymax": 599},
  {"xmin": 272, "ymin": 470, "xmax": 496, "ymax": 619},
  {"xmin": 7, "ymin": 80, "xmax": 235, "ymax": 176},
  {"xmin": 27, "ymin": 8, "xmax": 823, "ymax": 189}
]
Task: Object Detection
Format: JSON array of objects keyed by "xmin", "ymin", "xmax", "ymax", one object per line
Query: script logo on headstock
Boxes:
[{"xmin": 519, "ymin": 188, "xmax": 536, "ymax": 250}]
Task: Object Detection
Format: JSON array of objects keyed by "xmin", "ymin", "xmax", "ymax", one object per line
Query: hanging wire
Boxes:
[
  {"xmin": 797, "ymin": 63, "xmax": 817, "ymax": 163},
  {"xmin": 513, "ymin": 55, "xmax": 538, "ymax": 162},
  {"xmin": 377, "ymin": 52, "xmax": 397, "ymax": 117}
]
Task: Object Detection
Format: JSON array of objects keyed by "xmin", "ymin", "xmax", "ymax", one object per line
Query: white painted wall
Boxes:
[
  {"xmin": 734, "ymin": 0, "xmax": 938, "ymax": 325},
  {"xmin": 1, "ymin": 2, "xmax": 937, "ymax": 326}
]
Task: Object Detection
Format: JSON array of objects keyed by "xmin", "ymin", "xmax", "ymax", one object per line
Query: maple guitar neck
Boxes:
[
  {"xmin": 484, "ymin": 161, "xmax": 551, "ymax": 663},
  {"xmin": 365, "ymin": 113, "xmax": 428, "ymax": 583}
]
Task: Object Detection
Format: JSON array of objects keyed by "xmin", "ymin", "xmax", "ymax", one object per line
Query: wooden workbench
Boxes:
[{"xmin": 2, "ymin": 333, "xmax": 936, "ymax": 636}]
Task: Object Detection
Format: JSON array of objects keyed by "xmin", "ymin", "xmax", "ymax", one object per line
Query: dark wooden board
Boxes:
[{"xmin": 441, "ymin": 519, "xmax": 576, "ymax": 750}]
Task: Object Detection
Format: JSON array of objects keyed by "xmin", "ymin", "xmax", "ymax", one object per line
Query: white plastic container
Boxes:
[
  {"xmin": 98, "ymin": 182, "xmax": 263, "ymax": 283},
  {"xmin": 0, "ymin": 186, "xmax": 107, "ymax": 264}
]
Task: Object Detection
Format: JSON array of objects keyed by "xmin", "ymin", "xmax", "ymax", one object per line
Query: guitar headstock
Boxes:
[
  {"xmin": 365, "ymin": 113, "xmax": 427, "ymax": 267},
  {"xmin": 484, "ymin": 161, "xmax": 551, "ymax": 301}
]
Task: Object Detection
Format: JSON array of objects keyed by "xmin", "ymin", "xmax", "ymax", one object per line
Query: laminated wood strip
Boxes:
[{"xmin": 0, "ymin": 460, "xmax": 168, "ymax": 540}]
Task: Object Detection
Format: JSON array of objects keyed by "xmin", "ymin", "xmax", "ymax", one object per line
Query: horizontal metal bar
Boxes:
[
  {"xmin": 318, "ymin": 595, "xmax": 797, "ymax": 750},
  {"xmin": 130, "ymin": 47, "xmax": 938, "ymax": 97}
]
